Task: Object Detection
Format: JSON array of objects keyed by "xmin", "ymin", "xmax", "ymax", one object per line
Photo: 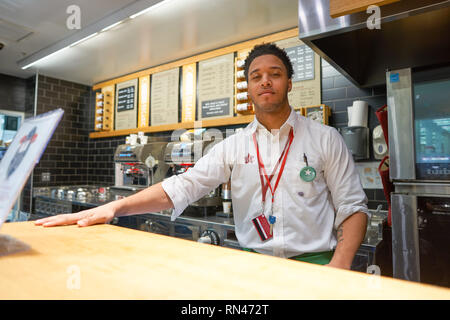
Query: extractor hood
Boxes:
[{"xmin": 298, "ymin": 0, "xmax": 450, "ymax": 87}]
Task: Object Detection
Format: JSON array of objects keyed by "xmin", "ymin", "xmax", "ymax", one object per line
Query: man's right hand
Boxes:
[{"xmin": 34, "ymin": 204, "xmax": 116, "ymax": 227}]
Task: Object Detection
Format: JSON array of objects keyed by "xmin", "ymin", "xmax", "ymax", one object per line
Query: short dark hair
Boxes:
[{"xmin": 244, "ymin": 43, "xmax": 294, "ymax": 81}]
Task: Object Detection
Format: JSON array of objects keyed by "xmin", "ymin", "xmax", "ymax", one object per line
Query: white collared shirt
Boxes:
[{"xmin": 162, "ymin": 108, "xmax": 370, "ymax": 258}]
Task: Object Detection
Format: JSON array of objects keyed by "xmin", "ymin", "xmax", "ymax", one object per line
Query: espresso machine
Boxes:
[
  {"xmin": 163, "ymin": 137, "xmax": 223, "ymax": 216},
  {"xmin": 129, "ymin": 133, "xmax": 240, "ymax": 251},
  {"xmin": 114, "ymin": 140, "xmax": 170, "ymax": 190}
]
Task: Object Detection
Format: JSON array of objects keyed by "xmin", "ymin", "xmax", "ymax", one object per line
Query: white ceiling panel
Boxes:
[
  {"xmin": 0, "ymin": 0, "xmax": 139, "ymax": 78},
  {"xmin": 1, "ymin": 0, "xmax": 298, "ymax": 85}
]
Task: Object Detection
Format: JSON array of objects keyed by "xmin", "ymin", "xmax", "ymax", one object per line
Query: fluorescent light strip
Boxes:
[
  {"xmin": 21, "ymin": 46, "xmax": 69, "ymax": 70},
  {"xmin": 130, "ymin": 0, "xmax": 172, "ymax": 19},
  {"xmin": 22, "ymin": 32, "xmax": 99, "ymax": 70},
  {"xmin": 21, "ymin": 1, "xmax": 176, "ymax": 70},
  {"xmin": 130, "ymin": 7, "xmax": 153, "ymax": 19},
  {"xmin": 101, "ymin": 21, "xmax": 123, "ymax": 32},
  {"xmin": 69, "ymin": 32, "xmax": 99, "ymax": 47}
]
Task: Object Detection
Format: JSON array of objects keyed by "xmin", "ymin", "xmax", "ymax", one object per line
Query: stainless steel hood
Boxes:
[{"xmin": 298, "ymin": 0, "xmax": 450, "ymax": 87}]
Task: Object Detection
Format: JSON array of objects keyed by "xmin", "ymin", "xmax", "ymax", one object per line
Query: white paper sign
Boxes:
[
  {"xmin": 355, "ymin": 161, "xmax": 383, "ymax": 189},
  {"xmin": 0, "ymin": 109, "xmax": 64, "ymax": 229}
]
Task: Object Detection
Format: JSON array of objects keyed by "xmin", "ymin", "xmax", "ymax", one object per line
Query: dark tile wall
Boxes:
[
  {"xmin": 321, "ymin": 59, "xmax": 388, "ymax": 210},
  {"xmin": 32, "ymin": 75, "xmax": 92, "ymax": 187},
  {"xmin": 87, "ymin": 136, "xmax": 124, "ymax": 186},
  {"xmin": 0, "ymin": 73, "xmax": 27, "ymax": 112}
]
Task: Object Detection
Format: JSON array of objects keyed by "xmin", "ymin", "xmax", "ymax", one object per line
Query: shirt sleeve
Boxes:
[
  {"xmin": 161, "ymin": 138, "xmax": 232, "ymax": 221},
  {"xmin": 323, "ymin": 127, "xmax": 371, "ymax": 230}
]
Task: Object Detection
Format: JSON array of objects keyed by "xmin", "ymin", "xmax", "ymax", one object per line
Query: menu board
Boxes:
[
  {"xmin": 117, "ymin": 86, "xmax": 135, "ymax": 112},
  {"xmin": 275, "ymin": 37, "xmax": 321, "ymax": 109},
  {"xmin": 150, "ymin": 67, "xmax": 179, "ymax": 126},
  {"xmin": 197, "ymin": 53, "xmax": 234, "ymax": 120},
  {"xmin": 285, "ymin": 45, "xmax": 315, "ymax": 82},
  {"xmin": 115, "ymin": 79, "xmax": 138, "ymax": 130}
]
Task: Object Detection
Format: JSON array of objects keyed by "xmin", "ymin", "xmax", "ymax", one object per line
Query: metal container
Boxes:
[
  {"xmin": 76, "ymin": 188, "xmax": 88, "ymax": 201},
  {"xmin": 66, "ymin": 190, "xmax": 75, "ymax": 201},
  {"xmin": 57, "ymin": 188, "xmax": 65, "ymax": 199}
]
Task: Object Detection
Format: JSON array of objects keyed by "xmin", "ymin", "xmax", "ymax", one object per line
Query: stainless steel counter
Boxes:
[{"xmin": 33, "ymin": 185, "xmax": 137, "ymax": 208}]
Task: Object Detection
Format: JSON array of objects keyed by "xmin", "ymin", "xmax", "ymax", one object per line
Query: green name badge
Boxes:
[{"xmin": 300, "ymin": 166, "xmax": 316, "ymax": 182}]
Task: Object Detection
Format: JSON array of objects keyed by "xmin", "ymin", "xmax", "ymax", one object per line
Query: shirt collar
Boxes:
[{"xmin": 247, "ymin": 107, "xmax": 298, "ymax": 135}]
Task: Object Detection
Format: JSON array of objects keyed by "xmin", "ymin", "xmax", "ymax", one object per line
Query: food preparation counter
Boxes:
[
  {"xmin": 1, "ymin": 221, "xmax": 450, "ymax": 299},
  {"xmin": 32, "ymin": 185, "xmax": 388, "ymax": 271}
]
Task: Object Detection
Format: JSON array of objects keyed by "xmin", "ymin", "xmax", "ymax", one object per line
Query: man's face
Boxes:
[{"xmin": 247, "ymin": 54, "xmax": 292, "ymax": 113}]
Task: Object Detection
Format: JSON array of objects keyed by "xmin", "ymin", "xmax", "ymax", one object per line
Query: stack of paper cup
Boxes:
[
  {"xmin": 137, "ymin": 131, "xmax": 147, "ymax": 144},
  {"xmin": 129, "ymin": 134, "xmax": 138, "ymax": 146},
  {"xmin": 349, "ymin": 100, "xmax": 368, "ymax": 127}
]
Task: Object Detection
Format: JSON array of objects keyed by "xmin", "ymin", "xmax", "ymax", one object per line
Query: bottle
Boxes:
[
  {"xmin": 236, "ymin": 103, "xmax": 250, "ymax": 112},
  {"xmin": 236, "ymin": 92, "xmax": 248, "ymax": 101},
  {"xmin": 222, "ymin": 181, "xmax": 232, "ymax": 215},
  {"xmin": 236, "ymin": 81, "xmax": 247, "ymax": 90},
  {"xmin": 236, "ymin": 70, "xmax": 245, "ymax": 79},
  {"xmin": 236, "ymin": 59, "xmax": 245, "ymax": 68}
]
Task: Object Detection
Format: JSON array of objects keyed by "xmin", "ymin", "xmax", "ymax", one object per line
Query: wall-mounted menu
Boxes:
[
  {"xmin": 150, "ymin": 67, "xmax": 180, "ymax": 126},
  {"xmin": 117, "ymin": 86, "xmax": 135, "ymax": 112},
  {"xmin": 115, "ymin": 79, "xmax": 137, "ymax": 130},
  {"xmin": 285, "ymin": 45, "xmax": 315, "ymax": 82},
  {"xmin": 275, "ymin": 37, "xmax": 321, "ymax": 109},
  {"xmin": 198, "ymin": 53, "xmax": 234, "ymax": 120}
]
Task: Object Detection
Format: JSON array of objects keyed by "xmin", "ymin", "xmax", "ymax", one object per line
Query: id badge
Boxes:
[{"xmin": 252, "ymin": 214, "xmax": 273, "ymax": 242}]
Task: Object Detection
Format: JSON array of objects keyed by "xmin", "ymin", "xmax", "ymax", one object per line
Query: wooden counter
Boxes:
[{"xmin": 0, "ymin": 221, "xmax": 449, "ymax": 299}]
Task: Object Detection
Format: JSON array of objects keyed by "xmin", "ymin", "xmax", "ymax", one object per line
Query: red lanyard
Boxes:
[{"xmin": 252, "ymin": 128, "xmax": 294, "ymax": 205}]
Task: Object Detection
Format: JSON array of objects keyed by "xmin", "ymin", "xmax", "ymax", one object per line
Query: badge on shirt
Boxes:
[
  {"xmin": 300, "ymin": 166, "xmax": 316, "ymax": 182},
  {"xmin": 300, "ymin": 153, "xmax": 316, "ymax": 182},
  {"xmin": 252, "ymin": 214, "xmax": 273, "ymax": 241}
]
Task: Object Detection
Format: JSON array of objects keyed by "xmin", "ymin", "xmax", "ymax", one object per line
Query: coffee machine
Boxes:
[
  {"xmin": 114, "ymin": 140, "xmax": 170, "ymax": 190},
  {"xmin": 163, "ymin": 137, "xmax": 223, "ymax": 216}
]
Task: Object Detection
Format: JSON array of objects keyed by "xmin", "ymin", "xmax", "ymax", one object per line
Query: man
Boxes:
[{"xmin": 35, "ymin": 43, "xmax": 369, "ymax": 269}]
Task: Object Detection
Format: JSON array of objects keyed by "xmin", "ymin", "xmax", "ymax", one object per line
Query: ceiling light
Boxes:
[
  {"xmin": 69, "ymin": 32, "xmax": 99, "ymax": 47},
  {"xmin": 130, "ymin": 0, "xmax": 172, "ymax": 19},
  {"xmin": 21, "ymin": 46, "xmax": 69, "ymax": 70},
  {"xmin": 101, "ymin": 21, "xmax": 123, "ymax": 32}
]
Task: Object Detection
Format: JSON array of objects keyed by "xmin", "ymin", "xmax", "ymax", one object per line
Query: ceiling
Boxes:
[{"xmin": 0, "ymin": 0, "xmax": 299, "ymax": 86}]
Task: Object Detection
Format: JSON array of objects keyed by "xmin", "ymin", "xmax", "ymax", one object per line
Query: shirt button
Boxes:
[{"xmin": 298, "ymin": 192, "xmax": 304, "ymax": 197}]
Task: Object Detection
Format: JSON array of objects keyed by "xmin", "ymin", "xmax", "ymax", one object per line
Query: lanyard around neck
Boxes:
[{"xmin": 252, "ymin": 128, "xmax": 294, "ymax": 204}]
